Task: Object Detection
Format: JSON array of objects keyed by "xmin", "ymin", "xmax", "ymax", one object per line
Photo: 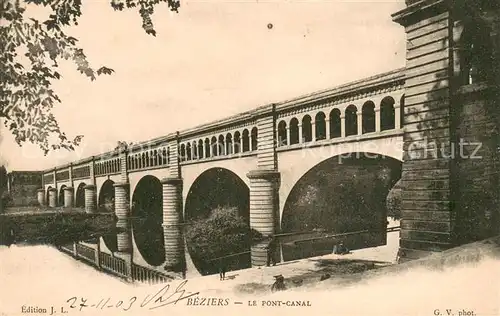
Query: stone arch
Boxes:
[
  {"xmin": 251, "ymin": 127, "xmax": 258, "ymax": 151},
  {"xmin": 218, "ymin": 134, "xmax": 225, "ymax": 156},
  {"xmin": 204, "ymin": 138, "xmax": 211, "ymax": 158},
  {"xmin": 46, "ymin": 186, "xmax": 52, "ymax": 206},
  {"xmin": 211, "ymin": 136, "xmax": 218, "ymax": 156},
  {"xmin": 362, "ymin": 101, "xmax": 376, "ymax": 133},
  {"xmin": 186, "ymin": 142, "xmax": 192, "ymax": 161},
  {"xmin": 184, "ymin": 167, "xmax": 251, "ymax": 275},
  {"xmin": 185, "ymin": 167, "xmax": 250, "ymax": 221},
  {"xmin": 180, "ymin": 144, "xmax": 186, "ymax": 162},
  {"xmin": 58, "ymin": 185, "xmax": 66, "ymax": 206},
  {"xmin": 131, "ymin": 175, "xmax": 165, "ymax": 267},
  {"xmin": 290, "ymin": 117, "xmax": 299, "ymax": 145},
  {"xmin": 98, "ymin": 179, "xmax": 115, "ymax": 212},
  {"xmin": 381, "ymin": 96, "xmax": 396, "ymax": 131},
  {"xmin": 302, "ymin": 115, "xmax": 312, "ymax": 143},
  {"xmin": 315, "ymin": 112, "xmax": 326, "ymax": 140},
  {"xmin": 234, "ymin": 131, "xmax": 241, "ymax": 154},
  {"xmin": 198, "ymin": 139, "xmax": 204, "ymax": 158},
  {"xmin": 75, "ymin": 183, "xmax": 86, "ymax": 208},
  {"xmin": 242, "ymin": 129, "xmax": 250, "ymax": 152},
  {"xmin": 226, "ymin": 133, "xmax": 233, "ymax": 155},
  {"xmin": 278, "ymin": 120, "xmax": 287, "ymax": 146},
  {"xmin": 281, "ymin": 152, "xmax": 402, "ymax": 261},
  {"xmin": 345, "ymin": 104, "xmax": 358, "ymax": 136},
  {"xmin": 329, "ymin": 109, "xmax": 341, "ymax": 138}
]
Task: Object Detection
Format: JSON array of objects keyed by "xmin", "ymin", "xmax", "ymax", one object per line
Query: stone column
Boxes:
[
  {"xmin": 311, "ymin": 122, "xmax": 316, "ymax": 141},
  {"xmin": 250, "ymin": 240, "xmax": 268, "ymax": 267},
  {"xmin": 162, "ymin": 177, "xmax": 184, "ymax": 270},
  {"xmin": 375, "ymin": 108, "xmax": 381, "ymax": 132},
  {"xmin": 325, "ymin": 119, "xmax": 331, "ymax": 139},
  {"xmin": 286, "ymin": 126, "xmax": 291, "ymax": 146},
  {"xmin": 84, "ymin": 185, "xmax": 96, "ymax": 213},
  {"xmin": 114, "ymin": 183, "xmax": 129, "ymax": 220},
  {"xmin": 115, "ymin": 219, "xmax": 133, "ymax": 281},
  {"xmin": 63, "ymin": 186, "xmax": 74, "ymax": 208},
  {"xmin": 340, "ymin": 115, "xmax": 346, "ymax": 137},
  {"xmin": 116, "ymin": 219, "xmax": 132, "ymax": 253},
  {"xmin": 37, "ymin": 189, "xmax": 45, "ymax": 206},
  {"xmin": 48, "ymin": 188, "xmax": 57, "ymax": 207},
  {"xmin": 357, "ymin": 111, "xmax": 363, "ymax": 135},
  {"xmin": 247, "ymin": 170, "xmax": 280, "ymax": 237},
  {"xmin": 298, "ymin": 124, "xmax": 303, "ymax": 143},
  {"xmin": 395, "ymin": 105, "xmax": 401, "ymax": 129}
]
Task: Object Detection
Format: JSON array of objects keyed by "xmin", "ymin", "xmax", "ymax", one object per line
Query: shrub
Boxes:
[{"xmin": 185, "ymin": 206, "xmax": 263, "ymax": 270}]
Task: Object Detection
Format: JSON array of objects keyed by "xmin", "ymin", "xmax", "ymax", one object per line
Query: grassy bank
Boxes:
[{"xmin": 0, "ymin": 207, "xmax": 117, "ymax": 245}]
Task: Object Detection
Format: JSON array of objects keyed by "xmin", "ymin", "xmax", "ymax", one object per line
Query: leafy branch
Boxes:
[{"xmin": 0, "ymin": 0, "xmax": 179, "ymax": 154}]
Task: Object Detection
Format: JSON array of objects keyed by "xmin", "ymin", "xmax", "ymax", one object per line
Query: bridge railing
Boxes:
[
  {"xmin": 75, "ymin": 243, "xmax": 96, "ymax": 263},
  {"xmin": 131, "ymin": 264, "xmax": 173, "ymax": 284},
  {"xmin": 99, "ymin": 252, "xmax": 128, "ymax": 278}
]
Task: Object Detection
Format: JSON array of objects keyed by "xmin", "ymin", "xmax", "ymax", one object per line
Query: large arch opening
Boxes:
[
  {"xmin": 281, "ymin": 153, "xmax": 402, "ymax": 261},
  {"xmin": 98, "ymin": 180, "xmax": 115, "ymax": 212},
  {"xmin": 131, "ymin": 175, "xmax": 165, "ymax": 266},
  {"xmin": 131, "ymin": 175, "xmax": 165, "ymax": 267},
  {"xmin": 75, "ymin": 183, "xmax": 86, "ymax": 208},
  {"xmin": 58, "ymin": 185, "xmax": 67, "ymax": 206},
  {"xmin": 184, "ymin": 167, "xmax": 251, "ymax": 275}
]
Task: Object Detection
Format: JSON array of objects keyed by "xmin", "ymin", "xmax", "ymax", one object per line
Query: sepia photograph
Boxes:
[{"xmin": 1, "ymin": 0, "xmax": 499, "ymax": 315}]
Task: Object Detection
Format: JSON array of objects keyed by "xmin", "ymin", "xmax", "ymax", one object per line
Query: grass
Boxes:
[{"xmin": 0, "ymin": 206, "xmax": 117, "ymax": 246}]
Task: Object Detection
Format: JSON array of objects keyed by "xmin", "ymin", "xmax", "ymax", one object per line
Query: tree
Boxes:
[
  {"xmin": 0, "ymin": 0, "xmax": 180, "ymax": 154},
  {"xmin": 185, "ymin": 206, "xmax": 263, "ymax": 275}
]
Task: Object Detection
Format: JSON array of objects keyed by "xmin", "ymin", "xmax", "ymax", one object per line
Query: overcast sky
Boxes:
[{"xmin": 1, "ymin": 0, "xmax": 406, "ymax": 171}]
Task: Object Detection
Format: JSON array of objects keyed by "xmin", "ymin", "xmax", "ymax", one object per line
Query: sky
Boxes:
[{"xmin": 0, "ymin": 0, "xmax": 407, "ymax": 171}]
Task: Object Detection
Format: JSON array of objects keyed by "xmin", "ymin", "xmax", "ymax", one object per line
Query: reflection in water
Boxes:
[
  {"xmin": 131, "ymin": 176, "xmax": 165, "ymax": 267},
  {"xmin": 1, "ymin": 206, "xmax": 396, "ymax": 285},
  {"xmin": 163, "ymin": 224, "xmax": 186, "ymax": 273},
  {"xmin": 132, "ymin": 218, "xmax": 165, "ymax": 266}
]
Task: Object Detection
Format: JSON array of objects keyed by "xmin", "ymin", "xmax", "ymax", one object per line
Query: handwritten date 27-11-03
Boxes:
[{"xmin": 65, "ymin": 280, "xmax": 200, "ymax": 312}]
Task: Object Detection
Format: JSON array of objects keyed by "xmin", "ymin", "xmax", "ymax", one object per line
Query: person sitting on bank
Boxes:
[{"xmin": 333, "ymin": 242, "xmax": 349, "ymax": 255}]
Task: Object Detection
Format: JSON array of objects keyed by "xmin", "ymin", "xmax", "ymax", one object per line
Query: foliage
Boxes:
[
  {"xmin": 0, "ymin": 0, "xmax": 179, "ymax": 154},
  {"xmin": 185, "ymin": 206, "xmax": 263, "ymax": 271},
  {"xmin": 386, "ymin": 179, "xmax": 402, "ymax": 220}
]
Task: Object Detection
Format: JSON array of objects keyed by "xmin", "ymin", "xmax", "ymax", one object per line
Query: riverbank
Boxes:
[{"xmin": 0, "ymin": 206, "xmax": 116, "ymax": 245}]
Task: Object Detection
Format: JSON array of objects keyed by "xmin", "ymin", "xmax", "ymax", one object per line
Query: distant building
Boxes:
[{"xmin": 5, "ymin": 171, "xmax": 42, "ymax": 207}]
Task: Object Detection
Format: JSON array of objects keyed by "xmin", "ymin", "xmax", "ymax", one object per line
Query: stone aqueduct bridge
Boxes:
[
  {"xmin": 41, "ymin": 68, "xmax": 405, "ymax": 257},
  {"xmin": 38, "ymin": 1, "xmax": 500, "ymax": 265}
]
